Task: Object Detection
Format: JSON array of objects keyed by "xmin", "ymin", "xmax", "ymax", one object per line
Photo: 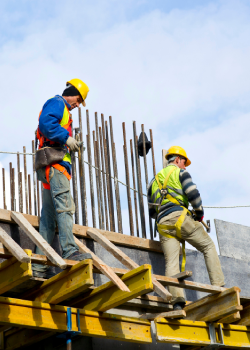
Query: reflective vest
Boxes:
[
  {"xmin": 36, "ymin": 97, "xmax": 72, "ymax": 165},
  {"xmin": 151, "ymin": 165, "xmax": 189, "ymax": 213}
]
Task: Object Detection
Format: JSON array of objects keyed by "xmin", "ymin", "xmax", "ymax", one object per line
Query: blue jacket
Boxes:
[{"xmin": 39, "ymin": 95, "xmax": 72, "ymax": 174}]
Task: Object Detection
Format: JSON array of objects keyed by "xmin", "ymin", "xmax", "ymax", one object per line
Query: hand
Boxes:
[
  {"xmin": 198, "ymin": 215, "xmax": 204, "ymax": 222},
  {"xmin": 66, "ymin": 136, "xmax": 80, "ymax": 152}
]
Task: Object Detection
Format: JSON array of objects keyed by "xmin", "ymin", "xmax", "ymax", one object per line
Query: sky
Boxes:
[{"xmin": 0, "ymin": 0, "xmax": 250, "ymax": 250}]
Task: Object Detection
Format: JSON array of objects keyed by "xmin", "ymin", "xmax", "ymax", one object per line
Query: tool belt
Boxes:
[
  {"xmin": 35, "ymin": 146, "xmax": 67, "ymax": 171},
  {"xmin": 43, "ymin": 164, "xmax": 71, "ymax": 190},
  {"xmin": 155, "ymin": 167, "xmax": 191, "ymax": 272}
]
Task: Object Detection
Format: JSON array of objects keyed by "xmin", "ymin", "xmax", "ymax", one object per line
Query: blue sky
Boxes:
[{"xmin": 1, "ymin": 0, "xmax": 250, "ymax": 247}]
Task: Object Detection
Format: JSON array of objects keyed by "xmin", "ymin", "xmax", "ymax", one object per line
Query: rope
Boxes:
[{"xmin": 1, "ymin": 150, "xmax": 249, "ymax": 209}]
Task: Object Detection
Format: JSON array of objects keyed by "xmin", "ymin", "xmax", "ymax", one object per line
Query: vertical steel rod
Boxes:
[
  {"xmin": 105, "ymin": 120, "xmax": 115, "ymax": 232},
  {"xmin": 133, "ymin": 121, "xmax": 146, "ymax": 238},
  {"xmin": 9, "ymin": 163, "xmax": 13, "ymax": 211},
  {"xmin": 130, "ymin": 139, "xmax": 140, "ymax": 237},
  {"xmin": 78, "ymin": 107, "xmax": 88, "ymax": 226},
  {"xmin": 71, "ymin": 126, "xmax": 79, "ymax": 225},
  {"xmin": 109, "ymin": 116, "xmax": 123, "ymax": 233},
  {"xmin": 149, "ymin": 129, "xmax": 156, "ymax": 177},
  {"xmin": 19, "ymin": 172, "xmax": 23, "ymax": 213},
  {"xmin": 122, "ymin": 123, "xmax": 134, "ymax": 236},
  {"xmin": 28, "ymin": 174, "xmax": 32, "ymax": 215},
  {"xmin": 95, "ymin": 113, "xmax": 105, "ymax": 230},
  {"xmin": 37, "ymin": 177, "xmax": 40, "ymax": 218},
  {"xmin": 23, "ymin": 146, "xmax": 28, "ymax": 214},
  {"xmin": 32, "ymin": 141, "xmax": 37, "ymax": 216},
  {"xmin": 12, "ymin": 168, "xmax": 16, "ymax": 211},
  {"xmin": 17, "ymin": 152, "xmax": 21, "ymax": 212},
  {"xmin": 101, "ymin": 114, "xmax": 115, "ymax": 232},
  {"xmin": 141, "ymin": 125, "xmax": 153, "ymax": 240},
  {"xmin": 86, "ymin": 110, "xmax": 96, "ymax": 227},
  {"xmin": 93, "ymin": 131, "xmax": 102, "ymax": 229},
  {"xmin": 99, "ymin": 126, "xmax": 109, "ymax": 231},
  {"xmin": 2, "ymin": 169, "xmax": 6, "ymax": 210}
]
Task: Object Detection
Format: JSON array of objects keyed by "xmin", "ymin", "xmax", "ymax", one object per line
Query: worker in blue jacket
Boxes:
[{"xmin": 32, "ymin": 79, "xmax": 91, "ymax": 278}]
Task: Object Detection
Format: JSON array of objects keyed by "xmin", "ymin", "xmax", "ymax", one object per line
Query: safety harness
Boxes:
[
  {"xmin": 155, "ymin": 167, "xmax": 191, "ymax": 272},
  {"xmin": 43, "ymin": 164, "xmax": 72, "ymax": 190}
]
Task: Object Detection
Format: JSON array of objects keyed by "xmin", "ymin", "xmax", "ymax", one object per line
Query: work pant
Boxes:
[
  {"xmin": 159, "ymin": 211, "xmax": 225, "ymax": 304},
  {"xmin": 32, "ymin": 167, "xmax": 79, "ymax": 272}
]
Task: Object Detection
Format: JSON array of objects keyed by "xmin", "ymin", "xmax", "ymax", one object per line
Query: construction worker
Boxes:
[
  {"xmin": 147, "ymin": 146, "xmax": 225, "ymax": 310},
  {"xmin": 32, "ymin": 79, "xmax": 91, "ymax": 278}
]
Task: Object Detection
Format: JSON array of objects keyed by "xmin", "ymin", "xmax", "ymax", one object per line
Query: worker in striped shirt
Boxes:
[{"xmin": 147, "ymin": 146, "xmax": 225, "ymax": 310}]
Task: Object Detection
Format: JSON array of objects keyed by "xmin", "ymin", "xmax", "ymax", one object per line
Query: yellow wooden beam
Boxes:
[
  {"xmin": 0, "ymin": 249, "xmax": 32, "ymax": 295},
  {"xmin": 22, "ymin": 259, "xmax": 93, "ymax": 304},
  {"xmin": 0, "ymin": 296, "xmax": 152, "ymax": 344},
  {"xmin": 155, "ymin": 318, "xmax": 250, "ymax": 348},
  {"xmin": 70, "ymin": 264, "xmax": 154, "ymax": 311}
]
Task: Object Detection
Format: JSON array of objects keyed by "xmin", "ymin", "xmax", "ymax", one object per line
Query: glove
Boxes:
[
  {"xmin": 194, "ymin": 210, "xmax": 204, "ymax": 222},
  {"xmin": 66, "ymin": 136, "xmax": 80, "ymax": 152}
]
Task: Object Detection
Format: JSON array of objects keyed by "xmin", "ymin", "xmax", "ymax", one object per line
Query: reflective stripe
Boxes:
[
  {"xmin": 167, "ymin": 186, "xmax": 184, "ymax": 196},
  {"xmin": 152, "ymin": 189, "xmax": 161, "ymax": 203}
]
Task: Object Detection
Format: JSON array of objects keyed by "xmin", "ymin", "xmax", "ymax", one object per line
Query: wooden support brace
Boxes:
[
  {"xmin": 21, "ymin": 259, "xmax": 94, "ymax": 304},
  {"xmin": 184, "ymin": 286, "xmax": 242, "ymax": 322},
  {"xmin": 235, "ymin": 303, "xmax": 250, "ymax": 326},
  {"xmin": 140, "ymin": 310, "xmax": 186, "ymax": 320},
  {"xmin": 155, "ymin": 318, "xmax": 250, "ymax": 347},
  {"xmin": 70, "ymin": 264, "xmax": 154, "ymax": 311},
  {"xmin": 11, "ymin": 212, "xmax": 67, "ymax": 269},
  {"xmin": 0, "ymin": 227, "xmax": 30, "ymax": 263},
  {"xmin": 218, "ymin": 311, "xmax": 241, "ymax": 324},
  {"xmin": 86, "ymin": 227, "xmax": 172, "ymax": 301},
  {"xmin": 0, "ymin": 249, "xmax": 32, "ymax": 294},
  {"xmin": 74, "ymin": 236, "xmax": 130, "ymax": 292},
  {"xmin": 0, "ymin": 297, "xmax": 152, "ymax": 344}
]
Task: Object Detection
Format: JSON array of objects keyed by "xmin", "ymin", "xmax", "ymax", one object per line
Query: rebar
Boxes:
[
  {"xmin": 37, "ymin": 177, "xmax": 40, "ymax": 218},
  {"xmin": 141, "ymin": 124, "xmax": 153, "ymax": 240},
  {"xmin": 149, "ymin": 129, "xmax": 156, "ymax": 177},
  {"xmin": 9, "ymin": 163, "xmax": 13, "ymax": 211},
  {"xmin": 19, "ymin": 172, "xmax": 23, "ymax": 213},
  {"xmin": 78, "ymin": 107, "xmax": 88, "ymax": 226},
  {"xmin": 95, "ymin": 113, "xmax": 105, "ymax": 230},
  {"xmin": 2, "ymin": 168, "xmax": 6, "ymax": 210},
  {"xmin": 71, "ymin": 125, "xmax": 79, "ymax": 224},
  {"xmin": 28, "ymin": 174, "xmax": 32, "ymax": 215},
  {"xmin": 105, "ymin": 120, "xmax": 116, "ymax": 232},
  {"xmin": 86, "ymin": 110, "xmax": 96, "ymax": 227},
  {"xmin": 12, "ymin": 168, "xmax": 16, "ymax": 211},
  {"xmin": 133, "ymin": 122, "xmax": 146, "ymax": 238},
  {"xmin": 17, "ymin": 152, "xmax": 21, "ymax": 212},
  {"xmin": 130, "ymin": 139, "xmax": 139, "ymax": 237},
  {"xmin": 101, "ymin": 114, "xmax": 115, "ymax": 231},
  {"xmin": 122, "ymin": 123, "xmax": 134, "ymax": 236},
  {"xmin": 99, "ymin": 126, "xmax": 109, "ymax": 231},
  {"xmin": 32, "ymin": 141, "xmax": 37, "ymax": 216},
  {"xmin": 23, "ymin": 146, "xmax": 28, "ymax": 214},
  {"xmin": 93, "ymin": 131, "xmax": 102, "ymax": 229}
]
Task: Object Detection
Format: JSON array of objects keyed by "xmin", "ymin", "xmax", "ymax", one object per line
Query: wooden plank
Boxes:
[
  {"xmin": 124, "ymin": 298, "xmax": 173, "ymax": 312},
  {"xmin": 0, "ymin": 227, "xmax": 30, "ymax": 263},
  {"xmin": 137, "ymin": 295, "xmax": 171, "ymax": 304},
  {"xmin": 140, "ymin": 310, "xmax": 186, "ymax": 320},
  {"xmin": 218, "ymin": 311, "xmax": 241, "ymax": 324},
  {"xmin": 172, "ymin": 271, "xmax": 192, "ymax": 279},
  {"xmin": 21, "ymin": 259, "xmax": 94, "ymax": 304},
  {"xmin": 184, "ymin": 286, "xmax": 242, "ymax": 322},
  {"xmin": 74, "ymin": 236, "xmax": 130, "ymax": 292},
  {"xmin": 0, "ymin": 297, "xmax": 152, "ymax": 343},
  {"xmin": 11, "ymin": 212, "xmax": 67, "ymax": 269},
  {"xmin": 155, "ymin": 318, "xmax": 250, "ymax": 348},
  {"xmin": 70, "ymin": 264, "xmax": 154, "ymax": 311},
  {"xmin": 0, "ymin": 249, "xmax": 32, "ymax": 294},
  {"xmin": 0, "ymin": 208, "xmax": 162, "ymax": 253},
  {"xmin": 86, "ymin": 227, "xmax": 172, "ymax": 301}
]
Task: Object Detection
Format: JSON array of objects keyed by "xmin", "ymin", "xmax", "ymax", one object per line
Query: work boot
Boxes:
[
  {"xmin": 67, "ymin": 251, "xmax": 92, "ymax": 261},
  {"xmin": 173, "ymin": 302, "xmax": 186, "ymax": 311}
]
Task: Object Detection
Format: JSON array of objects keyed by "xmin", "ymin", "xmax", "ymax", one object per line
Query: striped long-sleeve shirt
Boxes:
[{"xmin": 148, "ymin": 165, "xmax": 204, "ymax": 222}]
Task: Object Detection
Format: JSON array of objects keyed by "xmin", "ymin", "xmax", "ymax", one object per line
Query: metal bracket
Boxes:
[
  {"xmin": 57, "ymin": 307, "xmax": 82, "ymax": 347},
  {"xmin": 202, "ymin": 323, "xmax": 224, "ymax": 350},
  {"xmin": 206, "ymin": 220, "xmax": 211, "ymax": 232}
]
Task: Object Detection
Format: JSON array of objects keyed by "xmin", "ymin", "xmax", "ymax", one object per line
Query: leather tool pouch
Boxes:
[{"xmin": 35, "ymin": 147, "xmax": 67, "ymax": 171}]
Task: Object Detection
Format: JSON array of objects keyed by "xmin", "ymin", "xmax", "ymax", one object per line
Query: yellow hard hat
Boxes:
[
  {"xmin": 165, "ymin": 146, "xmax": 191, "ymax": 167},
  {"xmin": 66, "ymin": 78, "xmax": 89, "ymax": 107}
]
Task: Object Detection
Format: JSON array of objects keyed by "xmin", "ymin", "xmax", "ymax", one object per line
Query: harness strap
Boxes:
[
  {"xmin": 42, "ymin": 164, "xmax": 71, "ymax": 190},
  {"xmin": 157, "ymin": 207, "xmax": 188, "ymax": 272}
]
